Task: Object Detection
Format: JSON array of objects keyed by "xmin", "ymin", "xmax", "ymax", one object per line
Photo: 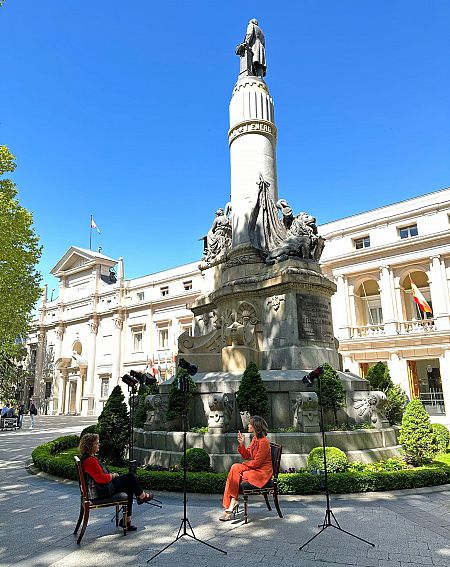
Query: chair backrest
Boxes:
[
  {"xmin": 74, "ymin": 456, "xmax": 89, "ymax": 499},
  {"xmin": 269, "ymin": 443, "xmax": 282, "ymax": 479}
]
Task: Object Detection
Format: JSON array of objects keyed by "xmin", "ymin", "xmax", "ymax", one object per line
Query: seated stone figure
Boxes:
[{"xmin": 202, "ymin": 205, "xmax": 232, "ymax": 265}]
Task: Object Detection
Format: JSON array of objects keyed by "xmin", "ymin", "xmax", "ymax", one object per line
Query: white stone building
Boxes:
[{"xmin": 28, "ymin": 187, "xmax": 450, "ymax": 422}]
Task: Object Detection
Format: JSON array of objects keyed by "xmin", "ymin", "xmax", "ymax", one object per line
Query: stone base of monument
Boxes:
[{"xmin": 133, "ymin": 428, "xmax": 401, "ymax": 472}]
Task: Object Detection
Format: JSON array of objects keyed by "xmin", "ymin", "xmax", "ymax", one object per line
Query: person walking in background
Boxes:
[
  {"xmin": 1, "ymin": 403, "xmax": 10, "ymax": 418},
  {"xmin": 17, "ymin": 401, "xmax": 25, "ymax": 428},
  {"xmin": 29, "ymin": 401, "xmax": 37, "ymax": 429}
]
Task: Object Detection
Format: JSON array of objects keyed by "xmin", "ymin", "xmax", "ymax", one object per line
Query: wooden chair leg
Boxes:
[
  {"xmin": 243, "ymin": 495, "xmax": 249, "ymax": 524},
  {"xmin": 74, "ymin": 504, "xmax": 84, "ymax": 534},
  {"xmin": 273, "ymin": 489, "xmax": 283, "ymax": 518},
  {"xmin": 122, "ymin": 505, "xmax": 127, "ymax": 536},
  {"xmin": 77, "ymin": 506, "xmax": 89, "ymax": 544},
  {"xmin": 263, "ymin": 492, "xmax": 272, "ymax": 511}
]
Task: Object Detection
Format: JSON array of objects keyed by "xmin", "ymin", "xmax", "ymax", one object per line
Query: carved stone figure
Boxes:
[
  {"xmin": 292, "ymin": 392, "xmax": 320, "ymax": 432},
  {"xmin": 236, "ymin": 19, "xmax": 266, "ymax": 78},
  {"xmin": 145, "ymin": 394, "xmax": 168, "ymax": 431},
  {"xmin": 249, "ymin": 174, "xmax": 325, "ymax": 264},
  {"xmin": 202, "ymin": 204, "xmax": 232, "ymax": 266},
  {"xmin": 208, "ymin": 392, "xmax": 233, "ymax": 433},
  {"xmin": 353, "ymin": 391, "xmax": 389, "ymax": 429}
]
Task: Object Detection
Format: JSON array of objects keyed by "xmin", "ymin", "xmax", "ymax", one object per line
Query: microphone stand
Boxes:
[
  {"xmin": 148, "ymin": 368, "xmax": 226, "ymax": 562},
  {"xmin": 299, "ymin": 368, "xmax": 374, "ymax": 550}
]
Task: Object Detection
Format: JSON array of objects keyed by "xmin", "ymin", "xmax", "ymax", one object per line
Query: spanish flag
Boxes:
[{"xmin": 411, "ymin": 281, "xmax": 432, "ymax": 314}]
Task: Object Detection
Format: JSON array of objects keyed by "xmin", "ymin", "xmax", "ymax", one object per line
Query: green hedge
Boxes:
[{"xmin": 32, "ymin": 436, "xmax": 450, "ymax": 495}]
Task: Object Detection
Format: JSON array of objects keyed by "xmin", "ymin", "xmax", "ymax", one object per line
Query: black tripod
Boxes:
[
  {"xmin": 299, "ymin": 367, "xmax": 374, "ymax": 550},
  {"xmin": 148, "ymin": 363, "xmax": 226, "ymax": 562}
]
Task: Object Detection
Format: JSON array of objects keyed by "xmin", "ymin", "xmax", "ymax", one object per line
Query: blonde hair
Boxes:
[
  {"xmin": 250, "ymin": 415, "xmax": 268, "ymax": 438},
  {"xmin": 79, "ymin": 433, "xmax": 99, "ymax": 456}
]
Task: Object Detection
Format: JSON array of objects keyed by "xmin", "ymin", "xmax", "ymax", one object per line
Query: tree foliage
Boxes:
[
  {"xmin": 236, "ymin": 361, "xmax": 269, "ymax": 417},
  {"xmin": 380, "ymin": 384, "xmax": 409, "ymax": 425},
  {"xmin": 97, "ymin": 385, "xmax": 130, "ymax": 465},
  {"xmin": 133, "ymin": 381, "xmax": 159, "ymax": 428},
  {"xmin": 317, "ymin": 363, "xmax": 346, "ymax": 424},
  {"xmin": 399, "ymin": 399, "xmax": 438, "ymax": 466},
  {"xmin": 366, "ymin": 361, "xmax": 393, "ymax": 392},
  {"xmin": 166, "ymin": 369, "xmax": 197, "ymax": 421},
  {"xmin": 0, "ymin": 146, "xmax": 42, "ymax": 359}
]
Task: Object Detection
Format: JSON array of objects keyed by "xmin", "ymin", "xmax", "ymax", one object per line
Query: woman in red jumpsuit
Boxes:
[{"xmin": 220, "ymin": 415, "xmax": 273, "ymax": 521}]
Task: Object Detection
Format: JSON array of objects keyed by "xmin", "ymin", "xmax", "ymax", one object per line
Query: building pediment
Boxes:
[{"xmin": 51, "ymin": 247, "xmax": 117, "ymax": 277}]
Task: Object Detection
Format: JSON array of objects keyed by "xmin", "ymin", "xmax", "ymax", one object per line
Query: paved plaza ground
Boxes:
[{"xmin": 2, "ymin": 416, "xmax": 450, "ymax": 567}]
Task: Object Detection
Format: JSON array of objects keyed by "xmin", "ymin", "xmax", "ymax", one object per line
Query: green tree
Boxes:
[
  {"xmin": 97, "ymin": 385, "xmax": 130, "ymax": 465},
  {"xmin": 236, "ymin": 361, "xmax": 269, "ymax": 417},
  {"xmin": 366, "ymin": 361, "xmax": 393, "ymax": 392},
  {"xmin": 166, "ymin": 369, "xmax": 197, "ymax": 421},
  {"xmin": 399, "ymin": 398, "xmax": 438, "ymax": 466},
  {"xmin": 317, "ymin": 363, "xmax": 346, "ymax": 425},
  {"xmin": 380, "ymin": 384, "xmax": 409, "ymax": 425},
  {"xmin": 0, "ymin": 146, "xmax": 42, "ymax": 361},
  {"xmin": 133, "ymin": 381, "xmax": 159, "ymax": 428}
]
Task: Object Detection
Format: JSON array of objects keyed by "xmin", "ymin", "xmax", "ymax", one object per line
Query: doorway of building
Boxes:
[
  {"xmin": 407, "ymin": 359, "xmax": 445, "ymax": 415},
  {"xmin": 68, "ymin": 380, "xmax": 77, "ymax": 414}
]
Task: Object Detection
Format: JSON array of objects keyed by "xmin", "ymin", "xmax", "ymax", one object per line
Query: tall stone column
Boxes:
[
  {"xmin": 429, "ymin": 255, "xmax": 450, "ymax": 330},
  {"xmin": 86, "ymin": 319, "xmax": 98, "ymax": 415},
  {"xmin": 32, "ymin": 330, "xmax": 46, "ymax": 410},
  {"xmin": 334, "ymin": 275, "xmax": 351, "ymax": 339},
  {"xmin": 379, "ymin": 266, "xmax": 397, "ymax": 335},
  {"xmin": 387, "ymin": 352, "xmax": 409, "ymax": 395},
  {"xmin": 52, "ymin": 325, "xmax": 64, "ymax": 414},
  {"xmin": 439, "ymin": 349, "xmax": 450, "ymax": 418},
  {"xmin": 112, "ymin": 315, "xmax": 123, "ymax": 384},
  {"xmin": 57, "ymin": 368, "xmax": 66, "ymax": 415},
  {"xmin": 229, "ymin": 76, "xmax": 277, "ymax": 249}
]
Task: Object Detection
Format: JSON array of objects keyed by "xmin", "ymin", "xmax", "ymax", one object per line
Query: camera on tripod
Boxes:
[
  {"xmin": 121, "ymin": 369, "xmax": 157, "ymax": 390},
  {"xmin": 302, "ymin": 365, "xmax": 324, "ymax": 387},
  {"xmin": 177, "ymin": 357, "xmax": 198, "ymax": 393}
]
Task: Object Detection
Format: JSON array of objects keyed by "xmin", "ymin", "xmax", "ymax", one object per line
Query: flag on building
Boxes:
[
  {"xmin": 90, "ymin": 216, "xmax": 101, "ymax": 234},
  {"xmin": 411, "ymin": 281, "xmax": 432, "ymax": 314}
]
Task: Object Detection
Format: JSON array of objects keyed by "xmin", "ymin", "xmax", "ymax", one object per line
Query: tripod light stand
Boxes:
[
  {"xmin": 147, "ymin": 359, "xmax": 226, "ymax": 562},
  {"xmin": 299, "ymin": 366, "xmax": 374, "ymax": 550}
]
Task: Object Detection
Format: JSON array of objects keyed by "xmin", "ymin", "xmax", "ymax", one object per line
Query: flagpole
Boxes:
[
  {"xmin": 361, "ymin": 281, "xmax": 375, "ymax": 325},
  {"xmin": 409, "ymin": 274, "xmax": 423, "ymax": 320},
  {"xmin": 89, "ymin": 215, "xmax": 93, "ymax": 250}
]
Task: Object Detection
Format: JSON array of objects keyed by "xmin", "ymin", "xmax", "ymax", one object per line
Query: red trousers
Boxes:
[{"xmin": 222, "ymin": 463, "xmax": 251, "ymax": 509}]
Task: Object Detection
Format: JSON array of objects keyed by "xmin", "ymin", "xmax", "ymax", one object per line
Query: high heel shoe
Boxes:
[
  {"xmin": 137, "ymin": 492, "xmax": 154, "ymax": 505},
  {"xmin": 119, "ymin": 518, "xmax": 137, "ymax": 531},
  {"xmin": 219, "ymin": 501, "xmax": 239, "ymax": 521}
]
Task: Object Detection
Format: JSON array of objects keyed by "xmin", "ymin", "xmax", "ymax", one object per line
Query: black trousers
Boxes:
[{"xmin": 111, "ymin": 473, "xmax": 143, "ymax": 516}]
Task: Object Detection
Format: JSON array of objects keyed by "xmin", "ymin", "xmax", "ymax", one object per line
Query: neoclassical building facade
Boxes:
[{"xmin": 28, "ymin": 187, "xmax": 450, "ymax": 423}]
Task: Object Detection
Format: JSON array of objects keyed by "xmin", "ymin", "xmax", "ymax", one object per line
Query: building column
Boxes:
[
  {"xmin": 429, "ymin": 255, "xmax": 450, "ymax": 330},
  {"xmin": 32, "ymin": 330, "xmax": 46, "ymax": 411},
  {"xmin": 333, "ymin": 275, "xmax": 351, "ymax": 339},
  {"xmin": 52, "ymin": 326, "xmax": 64, "ymax": 415},
  {"xmin": 75, "ymin": 370, "xmax": 84, "ymax": 415},
  {"xmin": 86, "ymin": 319, "xmax": 98, "ymax": 415},
  {"xmin": 379, "ymin": 266, "xmax": 397, "ymax": 335},
  {"xmin": 439, "ymin": 349, "xmax": 450, "ymax": 418},
  {"xmin": 64, "ymin": 376, "xmax": 70, "ymax": 414},
  {"xmin": 387, "ymin": 352, "xmax": 409, "ymax": 395},
  {"xmin": 112, "ymin": 315, "xmax": 123, "ymax": 384},
  {"xmin": 347, "ymin": 282, "xmax": 358, "ymax": 335}
]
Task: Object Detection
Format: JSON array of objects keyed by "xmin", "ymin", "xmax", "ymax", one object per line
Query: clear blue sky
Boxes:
[{"xmin": 2, "ymin": 1, "xmax": 449, "ymax": 295}]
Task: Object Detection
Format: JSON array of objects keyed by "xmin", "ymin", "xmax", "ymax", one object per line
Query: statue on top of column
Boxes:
[{"xmin": 236, "ymin": 18, "xmax": 267, "ymax": 78}]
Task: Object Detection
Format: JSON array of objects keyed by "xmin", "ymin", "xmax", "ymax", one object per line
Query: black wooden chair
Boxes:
[
  {"xmin": 73, "ymin": 456, "xmax": 129, "ymax": 544},
  {"xmin": 239, "ymin": 442, "xmax": 284, "ymax": 524}
]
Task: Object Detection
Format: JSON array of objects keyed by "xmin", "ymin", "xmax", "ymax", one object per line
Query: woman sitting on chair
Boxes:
[
  {"xmin": 79, "ymin": 433, "xmax": 153, "ymax": 531},
  {"xmin": 220, "ymin": 415, "xmax": 273, "ymax": 521}
]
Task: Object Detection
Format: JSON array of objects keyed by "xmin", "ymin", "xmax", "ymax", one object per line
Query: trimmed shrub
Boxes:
[
  {"xmin": 381, "ymin": 384, "xmax": 409, "ymax": 425},
  {"xmin": 180, "ymin": 448, "xmax": 211, "ymax": 472},
  {"xmin": 97, "ymin": 385, "xmax": 130, "ymax": 466},
  {"xmin": 432, "ymin": 423, "xmax": 450, "ymax": 454},
  {"xmin": 366, "ymin": 361, "xmax": 393, "ymax": 392},
  {"xmin": 133, "ymin": 382, "xmax": 159, "ymax": 428},
  {"xmin": 80, "ymin": 424, "xmax": 98, "ymax": 438},
  {"xmin": 307, "ymin": 446, "xmax": 349, "ymax": 473},
  {"xmin": 166, "ymin": 369, "xmax": 197, "ymax": 421},
  {"xmin": 317, "ymin": 363, "xmax": 345, "ymax": 425},
  {"xmin": 32, "ymin": 435, "xmax": 80, "ymax": 480},
  {"xmin": 236, "ymin": 361, "xmax": 269, "ymax": 417},
  {"xmin": 399, "ymin": 399, "xmax": 439, "ymax": 466}
]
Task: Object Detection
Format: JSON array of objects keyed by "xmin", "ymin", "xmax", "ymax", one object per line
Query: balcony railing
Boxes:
[
  {"xmin": 350, "ymin": 324, "xmax": 385, "ymax": 338},
  {"xmin": 397, "ymin": 319, "xmax": 437, "ymax": 333},
  {"xmin": 349, "ymin": 318, "xmax": 437, "ymax": 338}
]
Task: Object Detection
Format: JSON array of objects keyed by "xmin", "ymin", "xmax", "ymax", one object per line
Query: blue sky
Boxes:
[{"xmin": 2, "ymin": 1, "xmax": 449, "ymax": 294}]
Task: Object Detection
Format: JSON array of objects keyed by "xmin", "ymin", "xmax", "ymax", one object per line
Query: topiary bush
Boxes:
[
  {"xmin": 317, "ymin": 363, "xmax": 346, "ymax": 425},
  {"xmin": 306, "ymin": 446, "xmax": 349, "ymax": 473},
  {"xmin": 381, "ymin": 384, "xmax": 409, "ymax": 425},
  {"xmin": 399, "ymin": 399, "xmax": 439, "ymax": 466},
  {"xmin": 432, "ymin": 423, "xmax": 450, "ymax": 454},
  {"xmin": 180, "ymin": 448, "xmax": 211, "ymax": 472},
  {"xmin": 236, "ymin": 361, "xmax": 269, "ymax": 417},
  {"xmin": 97, "ymin": 385, "xmax": 130, "ymax": 466},
  {"xmin": 366, "ymin": 361, "xmax": 393, "ymax": 392}
]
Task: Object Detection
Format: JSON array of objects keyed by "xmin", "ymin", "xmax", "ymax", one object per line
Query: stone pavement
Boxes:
[{"xmin": 2, "ymin": 416, "xmax": 450, "ymax": 567}]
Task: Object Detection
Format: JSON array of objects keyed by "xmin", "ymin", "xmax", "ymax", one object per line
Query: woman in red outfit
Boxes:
[
  {"xmin": 79, "ymin": 433, "xmax": 153, "ymax": 531},
  {"xmin": 220, "ymin": 415, "xmax": 273, "ymax": 521}
]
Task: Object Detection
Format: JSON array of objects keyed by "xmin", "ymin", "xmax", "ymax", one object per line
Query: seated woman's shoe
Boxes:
[
  {"xmin": 137, "ymin": 491, "xmax": 154, "ymax": 505},
  {"xmin": 219, "ymin": 500, "xmax": 239, "ymax": 521},
  {"xmin": 119, "ymin": 518, "xmax": 137, "ymax": 531}
]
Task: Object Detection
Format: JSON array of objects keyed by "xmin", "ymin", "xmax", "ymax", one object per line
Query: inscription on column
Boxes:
[{"xmin": 297, "ymin": 295, "xmax": 334, "ymax": 344}]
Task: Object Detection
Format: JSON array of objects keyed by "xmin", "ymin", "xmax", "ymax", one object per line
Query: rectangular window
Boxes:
[
  {"xmin": 181, "ymin": 325, "xmax": 192, "ymax": 336},
  {"xmin": 183, "ymin": 280, "xmax": 193, "ymax": 291},
  {"xmin": 399, "ymin": 224, "xmax": 418, "ymax": 239},
  {"xmin": 137, "ymin": 291, "xmax": 145, "ymax": 302},
  {"xmin": 133, "ymin": 331, "xmax": 143, "ymax": 352},
  {"xmin": 158, "ymin": 329, "xmax": 169, "ymax": 349},
  {"xmin": 369, "ymin": 307, "xmax": 383, "ymax": 325},
  {"xmin": 160, "ymin": 286, "xmax": 169, "ymax": 297},
  {"xmin": 354, "ymin": 236, "xmax": 370, "ymax": 250},
  {"xmin": 44, "ymin": 382, "xmax": 52, "ymax": 399},
  {"xmin": 101, "ymin": 378, "xmax": 109, "ymax": 398}
]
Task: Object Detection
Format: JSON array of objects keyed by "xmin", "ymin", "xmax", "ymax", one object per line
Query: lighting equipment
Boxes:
[
  {"xmin": 299, "ymin": 366, "xmax": 374, "ymax": 550},
  {"xmin": 147, "ymin": 358, "xmax": 226, "ymax": 562}
]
